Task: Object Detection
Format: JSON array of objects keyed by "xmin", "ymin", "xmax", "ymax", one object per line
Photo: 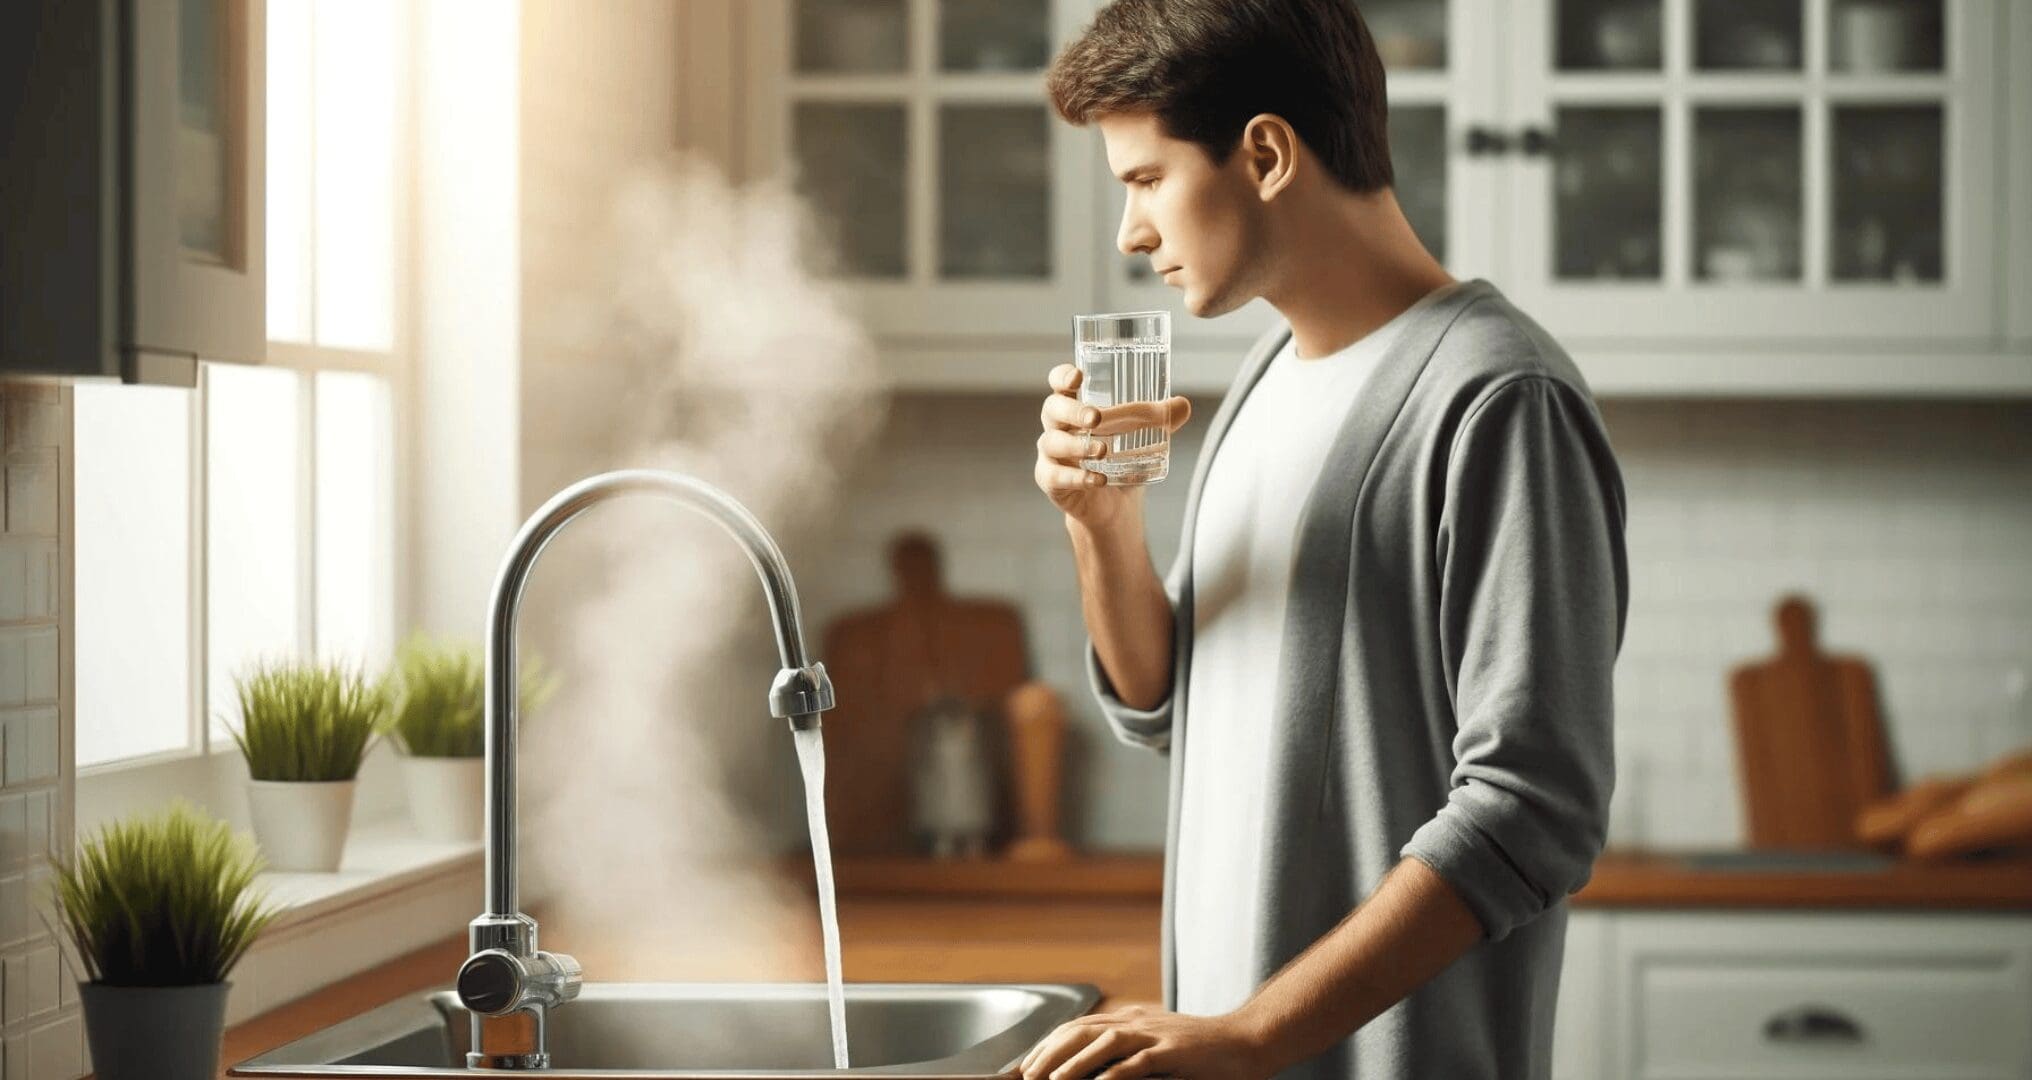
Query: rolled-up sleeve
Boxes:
[
  {"xmin": 1401, "ymin": 375, "xmax": 1628, "ymax": 941},
  {"xmin": 1084, "ymin": 546, "xmax": 1189, "ymax": 754}
]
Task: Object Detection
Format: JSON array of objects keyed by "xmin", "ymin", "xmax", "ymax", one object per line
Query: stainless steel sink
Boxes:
[{"xmin": 230, "ymin": 982, "xmax": 1100, "ymax": 1077}]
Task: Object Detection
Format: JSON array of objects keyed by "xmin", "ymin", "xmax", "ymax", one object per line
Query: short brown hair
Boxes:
[{"xmin": 1045, "ymin": 0, "xmax": 1393, "ymax": 193}]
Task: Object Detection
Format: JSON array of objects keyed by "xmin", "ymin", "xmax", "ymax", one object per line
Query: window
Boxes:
[{"xmin": 75, "ymin": 0, "xmax": 409, "ymax": 769}]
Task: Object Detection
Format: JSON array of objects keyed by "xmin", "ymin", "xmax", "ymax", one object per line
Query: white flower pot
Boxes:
[
  {"xmin": 245, "ymin": 779, "xmax": 356, "ymax": 872},
  {"xmin": 400, "ymin": 755, "xmax": 485, "ymax": 844}
]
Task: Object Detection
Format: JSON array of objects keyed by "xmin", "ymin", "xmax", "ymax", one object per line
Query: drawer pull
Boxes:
[{"xmin": 1763, "ymin": 1005, "xmax": 1864, "ymax": 1044}]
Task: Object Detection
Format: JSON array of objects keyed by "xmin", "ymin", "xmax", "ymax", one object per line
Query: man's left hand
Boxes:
[{"xmin": 1018, "ymin": 1004, "xmax": 1271, "ymax": 1080}]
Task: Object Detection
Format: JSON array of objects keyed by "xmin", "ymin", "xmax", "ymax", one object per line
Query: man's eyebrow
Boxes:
[{"xmin": 1113, "ymin": 163, "xmax": 1157, "ymax": 181}]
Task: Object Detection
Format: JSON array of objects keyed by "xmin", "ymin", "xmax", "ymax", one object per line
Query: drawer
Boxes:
[{"xmin": 1633, "ymin": 955, "xmax": 2030, "ymax": 1079}]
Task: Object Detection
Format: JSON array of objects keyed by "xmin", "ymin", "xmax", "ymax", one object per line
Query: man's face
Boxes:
[{"xmin": 1099, "ymin": 112, "xmax": 1269, "ymax": 319}]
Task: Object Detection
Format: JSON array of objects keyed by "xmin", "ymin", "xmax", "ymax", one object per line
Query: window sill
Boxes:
[
  {"xmin": 220, "ymin": 815, "xmax": 482, "ymax": 1028},
  {"xmin": 258, "ymin": 816, "xmax": 481, "ymax": 935}
]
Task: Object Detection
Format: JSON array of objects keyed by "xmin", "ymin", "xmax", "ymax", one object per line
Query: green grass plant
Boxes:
[
  {"xmin": 50, "ymin": 802, "xmax": 280, "ymax": 986},
  {"xmin": 387, "ymin": 635, "xmax": 557, "ymax": 759},
  {"xmin": 229, "ymin": 659, "xmax": 387, "ymax": 782}
]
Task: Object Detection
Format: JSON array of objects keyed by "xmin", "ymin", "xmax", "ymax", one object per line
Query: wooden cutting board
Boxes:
[
  {"xmin": 1728, "ymin": 595, "xmax": 1892, "ymax": 850},
  {"xmin": 818, "ymin": 533, "xmax": 1031, "ymax": 855}
]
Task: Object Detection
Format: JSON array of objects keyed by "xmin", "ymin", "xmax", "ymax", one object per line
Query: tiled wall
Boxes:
[
  {"xmin": 0, "ymin": 382, "xmax": 82, "ymax": 1077},
  {"xmin": 795, "ymin": 394, "xmax": 2032, "ymax": 853}
]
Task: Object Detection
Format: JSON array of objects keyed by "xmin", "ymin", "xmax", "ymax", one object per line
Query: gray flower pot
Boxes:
[{"xmin": 79, "ymin": 981, "xmax": 231, "ymax": 1080}]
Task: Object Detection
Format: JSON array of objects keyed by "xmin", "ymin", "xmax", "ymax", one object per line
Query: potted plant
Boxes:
[
  {"xmin": 229, "ymin": 659, "xmax": 387, "ymax": 871},
  {"xmin": 387, "ymin": 635, "xmax": 555, "ymax": 843},
  {"xmin": 51, "ymin": 802, "xmax": 280, "ymax": 1080}
]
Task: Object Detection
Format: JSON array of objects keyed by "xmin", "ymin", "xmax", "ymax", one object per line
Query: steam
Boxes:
[{"xmin": 517, "ymin": 151, "xmax": 887, "ymax": 980}]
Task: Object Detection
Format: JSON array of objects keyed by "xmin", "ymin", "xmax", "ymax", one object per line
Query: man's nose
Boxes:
[{"xmin": 1117, "ymin": 205, "xmax": 1155, "ymax": 257}]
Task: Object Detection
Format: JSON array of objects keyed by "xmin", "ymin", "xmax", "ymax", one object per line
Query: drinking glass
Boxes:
[{"xmin": 1073, "ymin": 311, "xmax": 1171, "ymax": 485}]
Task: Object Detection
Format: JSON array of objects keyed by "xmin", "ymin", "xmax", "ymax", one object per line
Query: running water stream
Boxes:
[{"xmin": 793, "ymin": 725, "xmax": 851, "ymax": 1068}]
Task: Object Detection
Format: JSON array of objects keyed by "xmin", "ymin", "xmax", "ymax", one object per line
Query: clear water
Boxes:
[
  {"xmin": 1077, "ymin": 343, "xmax": 1171, "ymax": 484},
  {"xmin": 793, "ymin": 725, "xmax": 850, "ymax": 1069}
]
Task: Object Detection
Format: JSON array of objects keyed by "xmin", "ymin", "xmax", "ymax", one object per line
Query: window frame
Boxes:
[{"xmin": 78, "ymin": 1, "xmax": 419, "ymax": 781}]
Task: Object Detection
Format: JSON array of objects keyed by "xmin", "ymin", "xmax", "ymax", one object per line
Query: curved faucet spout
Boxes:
[{"xmin": 462, "ymin": 469, "xmax": 835, "ymax": 1069}]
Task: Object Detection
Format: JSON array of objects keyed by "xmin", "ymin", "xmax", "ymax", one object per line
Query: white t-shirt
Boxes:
[{"xmin": 1173, "ymin": 284, "xmax": 1458, "ymax": 1014}]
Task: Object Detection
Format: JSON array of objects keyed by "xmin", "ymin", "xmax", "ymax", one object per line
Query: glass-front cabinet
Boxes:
[
  {"xmin": 745, "ymin": 0, "xmax": 2014, "ymax": 388},
  {"xmin": 1506, "ymin": 0, "xmax": 1997, "ymax": 342},
  {"xmin": 748, "ymin": 0, "xmax": 1097, "ymax": 336}
]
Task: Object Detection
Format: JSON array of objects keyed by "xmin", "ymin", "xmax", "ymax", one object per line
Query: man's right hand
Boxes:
[{"xmin": 1034, "ymin": 363, "xmax": 1193, "ymax": 528}]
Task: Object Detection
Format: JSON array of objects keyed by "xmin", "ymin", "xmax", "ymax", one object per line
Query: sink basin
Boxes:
[{"xmin": 230, "ymin": 982, "xmax": 1101, "ymax": 1078}]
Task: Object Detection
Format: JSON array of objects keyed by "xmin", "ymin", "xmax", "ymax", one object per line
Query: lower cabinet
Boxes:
[{"xmin": 1553, "ymin": 910, "xmax": 2032, "ymax": 1080}]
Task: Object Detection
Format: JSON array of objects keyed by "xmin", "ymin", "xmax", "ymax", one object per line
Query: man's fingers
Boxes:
[
  {"xmin": 1049, "ymin": 1028, "xmax": 1138, "ymax": 1080},
  {"xmin": 1036, "ymin": 460, "xmax": 1106, "ymax": 494},
  {"xmin": 1049, "ymin": 363, "xmax": 1083, "ymax": 395},
  {"xmin": 1087, "ymin": 396, "xmax": 1191, "ymax": 437},
  {"xmin": 1020, "ymin": 1022, "xmax": 1101, "ymax": 1080},
  {"xmin": 1039, "ymin": 429, "xmax": 1106, "ymax": 463},
  {"xmin": 1042, "ymin": 393, "xmax": 1101, "ymax": 433},
  {"xmin": 1092, "ymin": 1048, "xmax": 1161, "ymax": 1080}
]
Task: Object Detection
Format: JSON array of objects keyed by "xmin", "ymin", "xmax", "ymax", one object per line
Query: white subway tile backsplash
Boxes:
[
  {"xmin": 16, "ymin": 637, "xmax": 49, "ymax": 709},
  {"xmin": 0, "ymin": 384, "xmax": 73, "ymax": 1077},
  {"xmin": 0, "ymin": 469, "xmax": 55, "ymax": 540},
  {"xmin": 0, "ymin": 402, "xmax": 59, "ymax": 456},
  {"xmin": 0, "ymin": 713, "xmax": 55, "ymax": 788},
  {"xmin": 0, "ymin": 799, "xmax": 25, "ymax": 869},
  {"xmin": 0, "ymin": 954, "xmax": 23, "ymax": 1026},
  {"xmin": 0, "ymin": 549, "xmax": 23, "ymax": 624},
  {"xmin": 21, "ymin": 799, "xmax": 45, "ymax": 866},
  {"xmin": 24, "ymin": 949, "xmax": 53, "ymax": 1022},
  {"xmin": 800, "ymin": 396, "xmax": 2032, "ymax": 852},
  {"xmin": 22, "ymin": 1013, "xmax": 75, "ymax": 1080}
]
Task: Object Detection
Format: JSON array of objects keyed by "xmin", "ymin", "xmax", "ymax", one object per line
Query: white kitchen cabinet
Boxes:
[
  {"xmin": 732, "ymin": 0, "xmax": 2028, "ymax": 394},
  {"xmin": 0, "ymin": 0, "xmax": 267, "ymax": 386},
  {"xmin": 1505, "ymin": 0, "xmax": 1998, "ymax": 347},
  {"xmin": 2008, "ymin": 0, "xmax": 2032, "ymax": 346},
  {"xmin": 745, "ymin": 0, "xmax": 1099, "ymax": 339},
  {"xmin": 1554, "ymin": 910, "xmax": 2032, "ymax": 1080}
]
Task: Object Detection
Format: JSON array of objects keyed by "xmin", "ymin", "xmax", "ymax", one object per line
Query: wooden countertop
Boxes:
[
  {"xmin": 199, "ymin": 850, "xmax": 2032, "ymax": 1076},
  {"xmin": 820, "ymin": 850, "xmax": 2032, "ymax": 910},
  {"xmin": 1576, "ymin": 850, "xmax": 2032, "ymax": 909}
]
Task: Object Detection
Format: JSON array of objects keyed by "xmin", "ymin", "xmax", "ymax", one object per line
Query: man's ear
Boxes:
[{"xmin": 1241, "ymin": 114, "xmax": 1301, "ymax": 202}]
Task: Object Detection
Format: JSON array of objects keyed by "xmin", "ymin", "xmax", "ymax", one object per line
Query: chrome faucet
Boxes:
[{"xmin": 455, "ymin": 469, "xmax": 836, "ymax": 1069}]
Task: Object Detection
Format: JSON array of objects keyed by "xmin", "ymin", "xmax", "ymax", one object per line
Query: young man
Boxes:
[{"xmin": 1023, "ymin": 3, "xmax": 1628, "ymax": 1079}]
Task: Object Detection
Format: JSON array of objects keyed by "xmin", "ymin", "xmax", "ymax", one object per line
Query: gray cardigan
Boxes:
[{"xmin": 1084, "ymin": 279, "xmax": 1628, "ymax": 1080}]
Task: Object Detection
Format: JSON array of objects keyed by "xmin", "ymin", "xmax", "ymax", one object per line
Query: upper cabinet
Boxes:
[
  {"xmin": 731, "ymin": 0, "xmax": 2024, "ymax": 393},
  {"xmin": 747, "ymin": 0, "xmax": 1097, "ymax": 336},
  {"xmin": 1504, "ymin": 0, "xmax": 1997, "ymax": 344},
  {"xmin": 2009, "ymin": 0, "xmax": 2032, "ymax": 345},
  {"xmin": 1, "ymin": 0, "xmax": 267, "ymax": 385}
]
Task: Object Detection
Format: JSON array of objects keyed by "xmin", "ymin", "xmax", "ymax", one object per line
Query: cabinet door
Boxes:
[
  {"xmin": 1503, "ymin": 0, "xmax": 1998, "ymax": 344},
  {"xmin": 128, "ymin": 0, "xmax": 268, "ymax": 381},
  {"xmin": 2009, "ymin": 0, "xmax": 2032, "ymax": 345},
  {"xmin": 1607, "ymin": 912, "xmax": 2032, "ymax": 1079},
  {"xmin": 1098, "ymin": 0, "xmax": 1499, "ymax": 352},
  {"xmin": 749, "ymin": 0, "xmax": 1095, "ymax": 338}
]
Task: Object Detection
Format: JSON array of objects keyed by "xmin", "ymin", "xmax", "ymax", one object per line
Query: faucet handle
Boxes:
[
  {"xmin": 457, "ymin": 949, "xmax": 527, "ymax": 1015},
  {"xmin": 457, "ymin": 948, "xmax": 583, "ymax": 1015}
]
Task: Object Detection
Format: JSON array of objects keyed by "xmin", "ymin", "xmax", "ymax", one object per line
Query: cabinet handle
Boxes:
[
  {"xmin": 1464, "ymin": 126, "xmax": 1511, "ymax": 156},
  {"xmin": 1762, "ymin": 1005, "xmax": 1865, "ymax": 1044},
  {"xmin": 1518, "ymin": 126, "xmax": 1556, "ymax": 157}
]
